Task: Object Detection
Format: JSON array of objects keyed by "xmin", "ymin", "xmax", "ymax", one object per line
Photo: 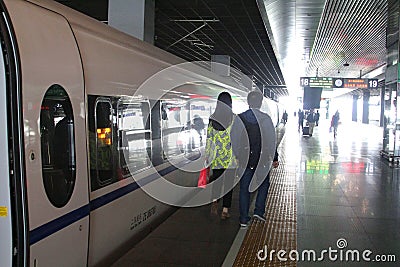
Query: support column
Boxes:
[
  {"xmin": 352, "ymin": 94, "xmax": 358, "ymax": 122},
  {"xmin": 362, "ymin": 91, "xmax": 370, "ymax": 124},
  {"xmin": 108, "ymin": 0, "xmax": 155, "ymax": 44},
  {"xmin": 380, "ymin": 87, "xmax": 385, "ymax": 127},
  {"xmin": 150, "ymin": 100, "xmax": 163, "ymax": 165}
]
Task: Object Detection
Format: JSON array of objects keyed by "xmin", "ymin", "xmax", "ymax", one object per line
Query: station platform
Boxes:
[{"xmin": 112, "ymin": 117, "xmax": 399, "ymax": 266}]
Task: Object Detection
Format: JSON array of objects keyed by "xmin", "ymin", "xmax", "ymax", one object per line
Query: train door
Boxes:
[
  {"xmin": 0, "ymin": 3, "xmax": 29, "ymax": 266},
  {"xmin": 0, "ymin": 30, "xmax": 13, "ymax": 267},
  {"xmin": 4, "ymin": 1, "xmax": 89, "ymax": 266}
]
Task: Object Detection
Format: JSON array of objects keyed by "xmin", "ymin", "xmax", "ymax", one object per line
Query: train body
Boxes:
[{"xmin": 0, "ymin": 0, "xmax": 283, "ymax": 266}]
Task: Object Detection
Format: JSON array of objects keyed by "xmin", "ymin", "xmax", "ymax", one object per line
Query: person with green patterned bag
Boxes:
[{"xmin": 205, "ymin": 92, "xmax": 236, "ymax": 220}]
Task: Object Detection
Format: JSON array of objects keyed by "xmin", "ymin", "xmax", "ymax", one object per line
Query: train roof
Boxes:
[
  {"xmin": 21, "ymin": 0, "xmax": 184, "ymax": 66},
  {"xmin": 6, "ymin": 0, "xmax": 253, "ymax": 100}
]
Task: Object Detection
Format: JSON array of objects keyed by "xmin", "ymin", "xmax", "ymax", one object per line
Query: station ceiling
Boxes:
[{"xmin": 55, "ymin": 0, "xmax": 389, "ymax": 98}]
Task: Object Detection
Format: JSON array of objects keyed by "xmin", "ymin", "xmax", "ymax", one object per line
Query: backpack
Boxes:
[{"xmin": 238, "ymin": 113, "xmax": 262, "ymax": 168}]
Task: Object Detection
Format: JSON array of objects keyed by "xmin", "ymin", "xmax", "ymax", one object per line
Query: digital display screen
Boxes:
[
  {"xmin": 343, "ymin": 78, "xmax": 368, "ymax": 88},
  {"xmin": 300, "ymin": 77, "xmax": 332, "ymax": 88}
]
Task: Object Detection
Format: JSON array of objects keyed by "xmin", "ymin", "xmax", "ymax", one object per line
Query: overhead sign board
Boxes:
[
  {"xmin": 300, "ymin": 77, "xmax": 332, "ymax": 89},
  {"xmin": 333, "ymin": 78, "xmax": 379, "ymax": 89},
  {"xmin": 301, "ymin": 77, "xmax": 379, "ymax": 89}
]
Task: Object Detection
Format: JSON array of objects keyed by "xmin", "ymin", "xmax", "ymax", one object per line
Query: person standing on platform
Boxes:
[
  {"xmin": 315, "ymin": 110, "xmax": 320, "ymax": 126},
  {"xmin": 192, "ymin": 114, "xmax": 205, "ymax": 145},
  {"xmin": 205, "ymin": 92, "xmax": 236, "ymax": 220},
  {"xmin": 282, "ymin": 110, "xmax": 288, "ymax": 124},
  {"xmin": 230, "ymin": 90, "xmax": 279, "ymax": 228},
  {"xmin": 306, "ymin": 109, "xmax": 316, "ymax": 136},
  {"xmin": 331, "ymin": 110, "xmax": 340, "ymax": 138},
  {"xmin": 298, "ymin": 109, "xmax": 304, "ymax": 131}
]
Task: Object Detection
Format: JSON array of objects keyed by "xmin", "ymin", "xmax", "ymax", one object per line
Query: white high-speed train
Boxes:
[{"xmin": 0, "ymin": 0, "xmax": 283, "ymax": 266}]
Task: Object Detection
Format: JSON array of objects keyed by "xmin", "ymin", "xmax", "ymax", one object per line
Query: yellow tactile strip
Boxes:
[{"xmin": 233, "ymin": 155, "xmax": 297, "ymax": 267}]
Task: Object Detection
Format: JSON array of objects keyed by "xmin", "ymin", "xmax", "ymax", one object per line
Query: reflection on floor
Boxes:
[{"xmin": 295, "ymin": 118, "xmax": 399, "ymax": 266}]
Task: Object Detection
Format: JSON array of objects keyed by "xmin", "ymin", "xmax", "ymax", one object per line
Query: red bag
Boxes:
[{"xmin": 197, "ymin": 167, "xmax": 209, "ymax": 188}]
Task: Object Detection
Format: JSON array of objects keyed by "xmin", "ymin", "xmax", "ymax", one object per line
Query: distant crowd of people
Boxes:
[{"xmin": 296, "ymin": 108, "xmax": 339, "ymax": 138}]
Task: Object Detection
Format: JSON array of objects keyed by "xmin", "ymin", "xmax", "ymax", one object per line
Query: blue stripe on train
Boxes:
[
  {"xmin": 30, "ymin": 205, "xmax": 90, "ymax": 245},
  {"xmin": 89, "ymin": 164, "xmax": 179, "ymax": 211},
  {"xmin": 29, "ymin": 155, "xmax": 198, "ymax": 245}
]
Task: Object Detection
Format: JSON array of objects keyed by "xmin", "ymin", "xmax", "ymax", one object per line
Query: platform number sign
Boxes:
[
  {"xmin": 300, "ymin": 77, "xmax": 309, "ymax": 87},
  {"xmin": 368, "ymin": 79, "xmax": 378, "ymax": 89}
]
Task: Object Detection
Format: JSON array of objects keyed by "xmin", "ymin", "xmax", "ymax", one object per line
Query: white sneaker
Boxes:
[
  {"xmin": 253, "ymin": 214, "xmax": 266, "ymax": 222},
  {"xmin": 240, "ymin": 222, "xmax": 250, "ymax": 229}
]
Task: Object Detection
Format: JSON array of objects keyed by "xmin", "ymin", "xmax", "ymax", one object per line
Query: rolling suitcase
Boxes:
[{"xmin": 302, "ymin": 126, "xmax": 310, "ymax": 136}]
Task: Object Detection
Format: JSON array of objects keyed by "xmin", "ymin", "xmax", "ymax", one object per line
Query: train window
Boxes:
[
  {"xmin": 189, "ymin": 100, "xmax": 213, "ymax": 149},
  {"xmin": 40, "ymin": 85, "xmax": 76, "ymax": 208},
  {"xmin": 117, "ymin": 98, "xmax": 151, "ymax": 177},
  {"xmin": 88, "ymin": 96, "xmax": 152, "ymax": 191},
  {"xmin": 161, "ymin": 101, "xmax": 189, "ymax": 157},
  {"xmin": 93, "ymin": 99, "xmax": 114, "ymax": 187}
]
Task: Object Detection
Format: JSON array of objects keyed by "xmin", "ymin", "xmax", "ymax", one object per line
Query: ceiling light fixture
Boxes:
[{"xmin": 170, "ymin": 18, "xmax": 219, "ymax": 23}]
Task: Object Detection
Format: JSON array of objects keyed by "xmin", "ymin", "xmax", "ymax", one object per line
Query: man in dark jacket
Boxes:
[
  {"xmin": 230, "ymin": 90, "xmax": 279, "ymax": 228},
  {"xmin": 315, "ymin": 110, "xmax": 320, "ymax": 126},
  {"xmin": 298, "ymin": 109, "xmax": 304, "ymax": 131},
  {"xmin": 306, "ymin": 109, "xmax": 316, "ymax": 136}
]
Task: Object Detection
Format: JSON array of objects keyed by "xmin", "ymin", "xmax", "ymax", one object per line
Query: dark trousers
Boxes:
[
  {"xmin": 239, "ymin": 168, "xmax": 270, "ymax": 224},
  {"xmin": 298, "ymin": 119, "xmax": 303, "ymax": 130},
  {"xmin": 209, "ymin": 169, "xmax": 233, "ymax": 208}
]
